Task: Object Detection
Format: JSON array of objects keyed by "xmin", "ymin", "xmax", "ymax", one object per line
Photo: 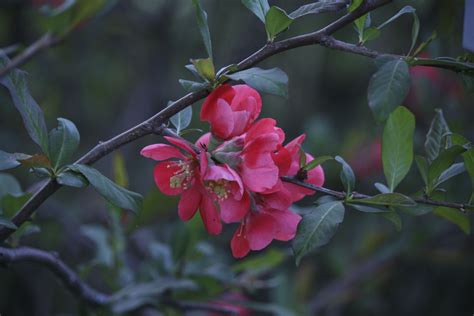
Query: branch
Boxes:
[
  {"xmin": 282, "ymin": 177, "xmax": 474, "ymax": 211},
  {"xmin": 0, "ymin": 33, "xmax": 62, "ymax": 79},
  {"xmin": 0, "ymin": 0, "xmax": 398, "ymax": 241},
  {"xmin": 0, "ymin": 246, "xmax": 240, "ymax": 314}
]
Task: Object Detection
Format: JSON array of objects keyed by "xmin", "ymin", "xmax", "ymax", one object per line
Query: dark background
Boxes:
[{"xmin": 0, "ymin": 0, "xmax": 473, "ymax": 315}]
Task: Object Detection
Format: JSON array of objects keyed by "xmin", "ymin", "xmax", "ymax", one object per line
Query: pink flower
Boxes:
[
  {"xmin": 238, "ymin": 118, "xmax": 285, "ymax": 192},
  {"xmin": 200, "ymin": 84, "xmax": 262, "ymax": 140},
  {"xmin": 141, "ymin": 136, "xmax": 222, "ymax": 235},
  {"xmin": 231, "ymin": 203, "xmax": 301, "ymax": 258}
]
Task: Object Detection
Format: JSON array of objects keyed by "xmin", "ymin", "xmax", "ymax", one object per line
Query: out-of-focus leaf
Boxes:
[
  {"xmin": 293, "ymin": 201, "xmax": 345, "ymax": 265},
  {"xmin": 113, "ymin": 152, "xmax": 128, "ymax": 188},
  {"xmin": 17, "ymin": 154, "xmax": 52, "ymax": 169},
  {"xmin": 374, "ymin": 182, "xmax": 390, "ymax": 194},
  {"xmin": 0, "ymin": 217, "xmax": 16, "ymax": 229},
  {"xmin": 368, "ymin": 59, "xmax": 410, "ymax": 122},
  {"xmin": 232, "ymin": 248, "xmax": 285, "ymax": 273},
  {"xmin": 265, "ymin": 6, "xmax": 293, "ymax": 41},
  {"xmin": 242, "ymin": 0, "xmax": 270, "ymax": 23},
  {"xmin": 1, "ymin": 193, "xmax": 32, "ymax": 218},
  {"xmin": 434, "ymin": 207, "xmax": 470, "ymax": 234},
  {"xmin": 227, "ymin": 67, "xmax": 288, "ymax": 98},
  {"xmin": 376, "ymin": 6, "xmax": 419, "ymax": 53},
  {"xmin": 68, "ymin": 164, "xmax": 142, "ymax": 213},
  {"xmin": 382, "ymin": 106, "xmax": 415, "ymax": 191},
  {"xmin": 0, "ymin": 173, "xmax": 22, "ymax": 200},
  {"xmin": 191, "ymin": 0, "xmax": 213, "ymax": 58},
  {"xmin": 425, "ymin": 109, "xmax": 450, "ymax": 163},
  {"xmin": 463, "ymin": 148, "xmax": 474, "ymax": 203},
  {"xmin": 289, "ymin": 1, "xmax": 347, "ymax": 19},
  {"xmin": 354, "ymin": 193, "xmax": 416, "ymax": 207},
  {"xmin": 415, "ymin": 155, "xmax": 429, "ymax": 186},
  {"xmin": 178, "ymin": 79, "xmax": 208, "ymax": 93},
  {"xmin": 48, "ymin": 118, "xmax": 80, "ymax": 170},
  {"xmin": 81, "ymin": 225, "xmax": 114, "ymax": 267},
  {"xmin": 170, "ymin": 107, "xmax": 193, "ymax": 135},
  {"xmin": 335, "ymin": 156, "xmax": 355, "ymax": 194},
  {"xmin": 110, "ymin": 278, "xmax": 197, "ymax": 314},
  {"xmin": 379, "ymin": 209, "xmax": 402, "ymax": 231},
  {"xmin": 0, "ymin": 53, "xmax": 49, "ymax": 153},
  {"xmin": 191, "ymin": 58, "xmax": 215, "ymax": 82},
  {"xmin": 56, "ymin": 170, "xmax": 88, "ymax": 188},
  {"xmin": 0, "ymin": 150, "xmax": 27, "ymax": 171}
]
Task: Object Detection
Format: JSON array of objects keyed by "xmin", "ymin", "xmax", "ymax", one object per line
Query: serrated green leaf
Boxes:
[
  {"xmin": 265, "ymin": 6, "xmax": 293, "ymax": 41},
  {"xmin": 303, "ymin": 155, "xmax": 332, "ymax": 171},
  {"xmin": 368, "ymin": 59, "xmax": 411, "ymax": 123},
  {"xmin": 68, "ymin": 164, "xmax": 142, "ymax": 213},
  {"xmin": 427, "ymin": 145, "xmax": 467, "ymax": 192},
  {"xmin": 191, "ymin": 0, "xmax": 213, "ymax": 59},
  {"xmin": 170, "ymin": 107, "xmax": 193, "ymax": 134},
  {"xmin": 226, "ymin": 67, "xmax": 288, "ymax": 98},
  {"xmin": 354, "ymin": 193, "xmax": 416, "ymax": 207},
  {"xmin": 242, "ymin": 0, "xmax": 270, "ymax": 23},
  {"xmin": 293, "ymin": 201, "xmax": 345, "ymax": 265},
  {"xmin": 425, "ymin": 109, "xmax": 451, "ymax": 163},
  {"xmin": 382, "ymin": 106, "xmax": 415, "ymax": 191},
  {"xmin": 0, "ymin": 53, "xmax": 49, "ymax": 153},
  {"xmin": 48, "ymin": 118, "xmax": 80, "ymax": 170},
  {"xmin": 335, "ymin": 156, "xmax": 355, "ymax": 194},
  {"xmin": 289, "ymin": 1, "xmax": 347, "ymax": 19}
]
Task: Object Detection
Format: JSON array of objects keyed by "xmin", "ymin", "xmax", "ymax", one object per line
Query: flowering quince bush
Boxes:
[
  {"xmin": 141, "ymin": 84, "xmax": 325, "ymax": 258},
  {"xmin": 0, "ymin": 0, "xmax": 474, "ymax": 314}
]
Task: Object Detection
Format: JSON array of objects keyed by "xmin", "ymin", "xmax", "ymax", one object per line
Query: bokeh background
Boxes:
[{"xmin": 0, "ymin": 0, "xmax": 473, "ymax": 315}]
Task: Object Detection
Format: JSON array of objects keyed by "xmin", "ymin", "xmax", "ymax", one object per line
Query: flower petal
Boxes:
[
  {"xmin": 268, "ymin": 209, "xmax": 302, "ymax": 241},
  {"xmin": 231, "ymin": 225, "xmax": 250, "ymax": 258},
  {"xmin": 247, "ymin": 212, "xmax": 275, "ymax": 250},
  {"xmin": 164, "ymin": 136, "xmax": 196, "ymax": 157},
  {"xmin": 200, "ymin": 84, "xmax": 235, "ymax": 121},
  {"xmin": 140, "ymin": 144, "xmax": 185, "ymax": 161},
  {"xmin": 200, "ymin": 195, "xmax": 222, "ymax": 235},
  {"xmin": 153, "ymin": 161, "xmax": 184, "ymax": 195},
  {"xmin": 220, "ymin": 192, "xmax": 250, "ymax": 223},
  {"xmin": 241, "ymin": 164, "xmax": 279, "ymax": 192},
  {"xmin": 178, "ymin": 187, "xmax": 201, "ymax": 221}
]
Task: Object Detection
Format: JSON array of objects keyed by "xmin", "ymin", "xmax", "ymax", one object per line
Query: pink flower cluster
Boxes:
[{"xmin": 141, "ymin": 84, "xmax": 324, "ymax": 258}]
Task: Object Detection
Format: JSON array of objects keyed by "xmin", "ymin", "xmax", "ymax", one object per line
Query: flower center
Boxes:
[
  {"xmin": 169, "ymin": 161, "xmax": 194, "ymax": 189},
  {"xmin": 206, "ymin": 179, "xmax": 231, "ymax": 201}
]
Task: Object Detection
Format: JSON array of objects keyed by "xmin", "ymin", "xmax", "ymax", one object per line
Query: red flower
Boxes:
[
  {"xmin": 200, "ymin": 84, "xmax": 262, "ymax": 140},
  {"xmin": 231, "ymin": 203, "xmax": 301, "ymax": 258},
  {"xmin": 141, "ymin": 137, "xmax": 222, "ymax": 235}
]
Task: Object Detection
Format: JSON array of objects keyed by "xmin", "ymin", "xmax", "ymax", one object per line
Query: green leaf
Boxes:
[
  {"xmin": 242, "ymin": 0, "xmax": 270, "ymax": 23},
  {"xmin": 48, "ymin": 118, "xmax": 80, "ymax": 170},
  {"xmin": 265, "ymin": 6, "xmax": 294, "ymax": 41},
  {"xmin": 374, "ymin": 182, "xmax": 390, "ymax": 194},
  {"xmin": 303, "ymin": 155, "xmax": 333, "ymax": 171},
  {"xmin": 191, "ymin": 0, "xmax": 213, "ymax": 59},
  {"xmin": 434, "ymin": 162, "xmax": 466, "ymax": 187},
  {"xmin": 191, "ymin": 58, "xmax": 215, "ymax": 82},
  {"xmin": 0, "ymin": 53, "xmax": 49, "ymax": 153},
  {"xmin": 299, "ymin": 149, "xmax": 307, "ymax": 168},
  {"xmin": 362, "ymin": 27, "xmax": 380, "ymax": 43},
  {"xmin": 232, "ymin": 248, "xmax": 285, "ymax": 273},
  {"xmin": 463, "ymin": 148, "xmax": 474, "ymax": 203},
  {"xmin": 380, "ymin": 209, "xmax": 402, "ymax": 231},
  {"xmin": 178, "ymin": 79, "xmax": 208, "ymax": 93},
  {"xmin": 68, "ymin": 164, "xmax": 142, "ymax": 213},
  {"xmin": 427, "ymin": 145, "xmax": 467, "ymax": 192},
  {"xmin": 349, "ymin": 203, "xmax": 390, "ymax": 213},
  {"xmin": 293, "ymin": 201, "xmax": 345, "ymax": 265},
  {"xmin": 0, "ymin": 150, "xmax": 21, "ymax": 171},
  {"xmin": 1, "ymin": 193, "xmax": 32, "ymax": 218},
  {"xmin": 434, "ymin": 207, "xmax": 470, "ymax": 234},
  {"xmin": 450, "ymin": 133, "xmax": 470, "ymax": 147},
  {"xmin": 56, "ymin": 170, "xmax": 88, "ymax": 188},
  {"xmin": 425, "ymin": 109, "xmax": 451, "ymax": 163},
  {"xmin": 382, "ymin": 106, "xmax": 415, "ymax": 191},
  {"xmin": 376, "ymin": 6, "xmax": 418, "ymax": 54},
  {"xmin": 289, "ymin": 1, "xmax": 347, "ymax": 19},
  {"xmin": 0, "ymin": 173, "xmax": 22, "ymax": 200},
  {"xmin": 367, "ymin": 59, "xmax": 411, "ymax": 122},
  {"xmin": 0, "ymin": 217, "xmax": 17, "ymax": 229},
  {"xmin": 335, "ymin": 156, "xmax": 355, "ymax": 194},
  {"xmin": 396, "ymin": 204, "xmax": 433, "ymax": 216},
  {"xmin": 348, "ymin": 0, "xmax": 367, "ymax": 42},
  {"xmin": 415, "ymin": 155, "xmax": 429, "ymax": 186},
  {"xmin": 226, "ymin": 67, "xmax": 288, "ymax": 98},
  {"xmin": 113, "ymin": 152, "xmax": 128, "ymax": 188},
  {"xmin": 354, "ymin": 193, "xmax": 416, "ymax": 207},
  {"xmin": 170, "ymin": 107, "xmax": 193, "ymax": 135},
  {"xmin": 80, "ymin": 224, "xmax": 114, "ymax": 267}
]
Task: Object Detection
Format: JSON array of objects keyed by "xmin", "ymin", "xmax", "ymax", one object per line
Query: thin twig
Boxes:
[
  {"xmin": 0, "ymin": 246, "xmax": 240, "ymax": 314},
  {"xmin": 0, "ymin": 33, "xmax": 62, "ymax": 79}
]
